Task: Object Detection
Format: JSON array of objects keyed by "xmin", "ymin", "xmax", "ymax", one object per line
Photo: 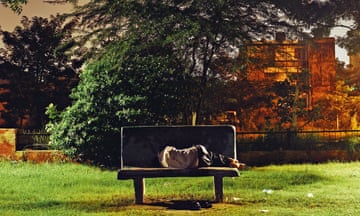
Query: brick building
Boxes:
[
  {"xmin": 349, "ymin": 53, "xmax": 360, "ymax": 71},
  {"xmin": 246, "ymin": 35, "xmax": 336, "ymax": 107}
]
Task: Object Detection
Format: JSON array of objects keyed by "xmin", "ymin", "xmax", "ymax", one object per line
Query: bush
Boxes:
[{"xmin": 46, "ymin": 44, "xmax": 145, "ymax": 167}]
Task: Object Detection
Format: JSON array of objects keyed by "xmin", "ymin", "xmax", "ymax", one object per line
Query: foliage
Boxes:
[
  {"xmin": 6, "ymin": 1, "xmax": 359, "ymax": 164},
  {"xmin": 0, "ymin": 0, "xmax": 27, "ymax": 13},
  {"xmin": 334, "ymin": 1, "xmax": 360, "ymax": 55},
  {"xmin": 224, "ymin": 81, "xmax": 275, "ymax": 131},
  {"xmin": 0, "ymin": 0, "xmax": 78, "ymax": 13},
  {"xmin": 271, "ymin": 70, "xmax": 322, "ymax": 130},
  {"xmin": 0, "ymin": 15, "xmax": 79, "ymax": 83},
  {"xmin": 46, "ymin": 42, "xmax": 146, "ymax": 167},
  {"xmin": 0, "ymin": 15, "xmax": 80, "ymax": 128},
  {"xmin": 47, "ymin": 34, "xmax": 207, "ymax": 165},
  {"xmin": 318, "ymin": 80, "xmax": 360, "ymax": 129},
  {"xmin": 314, "ymin": 60, "xmax": 360, "ymax": 129},
  {"xmin": 0, "ymin": 62, "xmax": 36, "ymax": 127},
  {"xmin": 115, "ymin": 35, "xmax": 195, "ymax": 124},
  {"xmin": 70, "ymin": 0, "xmax": 339, "ymax": 123},
  {"xmin": 347, "ymin": 136, "xmax": 360, "ymax": 154}
]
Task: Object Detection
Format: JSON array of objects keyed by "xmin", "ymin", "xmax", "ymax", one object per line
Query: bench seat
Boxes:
[{"xmin": 118, "ymin": 167, "xmax": 240, "ymax": 179}]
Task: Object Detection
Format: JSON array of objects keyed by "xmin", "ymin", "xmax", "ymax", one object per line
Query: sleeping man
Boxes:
[{"xmin": 158, "ymin": 144, "xmax": 246, "ymax": 169}]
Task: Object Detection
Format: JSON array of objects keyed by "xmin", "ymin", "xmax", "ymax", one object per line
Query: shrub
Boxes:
[{"xmin": 46, "ymin": 44, "xmax": 145, "ymax": 167}]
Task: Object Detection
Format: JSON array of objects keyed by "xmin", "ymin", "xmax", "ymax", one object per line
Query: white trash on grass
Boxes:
[
  {"xmin": 262, "ymin": 189, "xmax": 273, "ymax": 194},
  {"xmin": 233, "ymin": 197, "xmax": 240, "ymax": 201}
]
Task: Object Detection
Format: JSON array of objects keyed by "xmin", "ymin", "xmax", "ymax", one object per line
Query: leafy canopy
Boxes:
[
  {"xmin": 47, "ymin": 40, "xmax": 144, "ymax": 166},
  {"xmin": 0, "ymin": 15, "xmax": 79, "ymax": 128},
  {"xmin": 71, "ymin": 0, "xmax": 343, "ymax": 121},
  {"xmin": 47, "ymin": 0, "xmax": 360, "ymax": 165}
]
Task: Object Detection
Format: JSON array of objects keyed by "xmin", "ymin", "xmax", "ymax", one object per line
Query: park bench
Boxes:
[{"xmin": 117, "ymin": 125, "xmax": 240, "ymax": 204}]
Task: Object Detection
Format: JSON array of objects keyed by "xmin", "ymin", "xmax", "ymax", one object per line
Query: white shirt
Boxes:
[{"xmin": 158, "ymin": 146, "xmax": 199, "ymax": 168}]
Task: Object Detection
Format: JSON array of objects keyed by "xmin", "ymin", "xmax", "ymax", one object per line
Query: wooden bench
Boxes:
[{"xmin": 117, "ymin": 125, "xmax": 240, "ymax": 204}]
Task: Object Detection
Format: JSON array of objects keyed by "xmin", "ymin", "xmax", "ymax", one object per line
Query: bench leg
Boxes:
[
  {"xmin": 133, "ymin": 177, "xmax": 145, "ymax": 204},
  {"xmin": 214, "ymin": 176, "xmax": 224, "ymax": 203}
]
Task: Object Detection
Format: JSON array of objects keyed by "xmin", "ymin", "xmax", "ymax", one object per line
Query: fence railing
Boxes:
[
  {"xmin": 16, "ymin": 130, "xmax": 51, "ymax": 151},
  {"xmin": 14, "ymin": 129, "xmax": 360, "ymax": 152},
  {"xmin": 237, "ymin": 130, "xmax": 360, "ymax": 152}
]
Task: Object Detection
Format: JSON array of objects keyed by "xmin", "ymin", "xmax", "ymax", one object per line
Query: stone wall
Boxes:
[
  {"xmin": 0, "ymin": 128, "xmax": 64, "ymax": 162},
  {"xmin": 0, "ymin": 129, "xmax": 16, "ymax": 157}
]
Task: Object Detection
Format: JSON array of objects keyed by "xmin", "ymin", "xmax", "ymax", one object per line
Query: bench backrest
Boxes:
[{"xmin": 120, "ymin": 125, "xmax": 236, "ymax": 168}]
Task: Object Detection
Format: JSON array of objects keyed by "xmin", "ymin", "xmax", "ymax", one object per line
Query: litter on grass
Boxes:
[
  {"xmin": 262, "ymin": 189, "xmax": 273, "ymax": 194},
  {"xmin": 233, "ymin": 197, "xmax": 240, "ymax": 201}
]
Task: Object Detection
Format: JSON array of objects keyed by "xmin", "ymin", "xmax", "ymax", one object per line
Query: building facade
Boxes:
[{"xmin": 246, "ymin": 36, "xmax": 336, "ymax": 107}]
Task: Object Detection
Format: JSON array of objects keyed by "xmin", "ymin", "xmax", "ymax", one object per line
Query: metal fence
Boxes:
[
  {"xmin": 237, "ymin": 130, "xmax": 360, "ymax": 152},
  {"xmin": 14, "ymin": 129, "xmax": 360, "ymax": 152},
  {"xmin": 16, "ymin": 130, "xmax": 51, "ymax": 151}
]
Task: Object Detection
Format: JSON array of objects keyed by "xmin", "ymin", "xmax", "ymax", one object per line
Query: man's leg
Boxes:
[
  {"xmin": 196, "ymin": 145, "xmax": 246, "ymax": 168},
  {"xmin": 196, "ymin": 145, "xmax": 232, "ymax": 167}
]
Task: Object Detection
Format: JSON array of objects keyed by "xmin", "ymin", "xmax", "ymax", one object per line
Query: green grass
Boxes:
[{"xmin": 1, "ymin": 161, "xmax": 360, "ymax": 215}]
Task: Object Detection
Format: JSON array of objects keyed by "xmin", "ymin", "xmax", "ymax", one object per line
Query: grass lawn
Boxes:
[{"xmin": 1, "ymin": 161, "xmax": 360, "ymax": 215}]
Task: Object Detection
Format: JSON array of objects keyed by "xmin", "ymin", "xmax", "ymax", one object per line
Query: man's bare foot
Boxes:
[{"xmin": 229, "ymin": 159, "xmax": 246, "ymax": 170}]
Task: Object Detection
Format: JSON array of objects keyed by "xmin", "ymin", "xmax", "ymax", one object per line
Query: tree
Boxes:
[
  {"xmin": 49, "ymin": 1, "xmax": 356, "ymax": 165},
  {"xmin": 46, "ymin": 42, "xmax": 146, "ymax": 166},
  {"xmin": 47, "ymin": 36, "xmax": 202, "ymax": 165},
  {"xmin": 317, "ymin": 59, "xmax": 360, "ymax": 130},
  {"xmin": 0, "ymin": 62, "xmax": 37, "ymax": 127},
  {"xmin": 0, "ymin": 0, "xmax": 27, "ymax": 13},
  {"xmin": 1, "ymin": 0, "xmax": 77, "ymax": 13},
  {"xmin": 4, "ymin": 0, "xmax": 360, "ymax": 55},
  {"xmin": 71, "ymin": 0, "xmax": 342, "ymax": 123},
  {"xmin": 271, "ymin": 71, "xmax": 321, "ymax": 131},
  {"xmin": 318, "ymin": 80, "xmax": 360, "ymax": 129},
  {"xmin": 331, "ymin": 1, "xmax": 360, "ymax": 55},
  {"xmin": 0, "ymin": 15, "xmax": 80, "ymax": 128}
]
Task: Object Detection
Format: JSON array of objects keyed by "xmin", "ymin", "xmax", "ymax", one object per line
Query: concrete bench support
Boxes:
[
  {"xmin": 134, "ymin": 177, "xmax": 145, "ymax": 204},
  {"xmin": 214, "ymin": 175, "xmax": 224, "ymax": 202}
]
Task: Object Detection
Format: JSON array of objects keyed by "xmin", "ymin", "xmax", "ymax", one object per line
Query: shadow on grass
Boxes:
[
  {"xmin": 2, "ymin": 198, "xmax": 220, "ymax": 214},
  {"xmin": 146, "ymin": 200, "xmax": 213, "ymax": 211},
  {"xmin": 0, "ymin": 196, "xmax": 135, "ymax": 214}
]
